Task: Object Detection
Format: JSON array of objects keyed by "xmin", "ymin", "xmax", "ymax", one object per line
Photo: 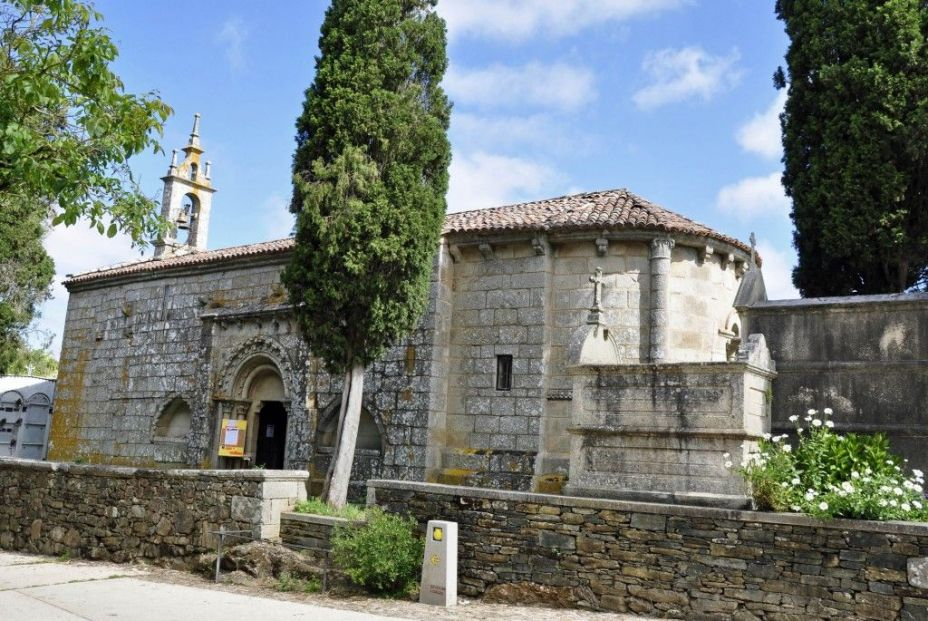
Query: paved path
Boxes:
[
  {"xmin": 0, "ymin": 551, "xmax": 657, "ymax": 621},
  {"xmin": 0, "ymin": 552, "xmax": 407, "ymax": 621}
]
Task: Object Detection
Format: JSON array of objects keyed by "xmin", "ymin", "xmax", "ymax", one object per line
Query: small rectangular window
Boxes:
[{"xmin": 496, "ymin": 355, "xmax": 513, "ymax": 391}]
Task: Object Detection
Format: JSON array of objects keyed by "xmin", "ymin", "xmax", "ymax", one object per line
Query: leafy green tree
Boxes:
[
  {"xmin": 282, "ymin": 0, "xmax": 450, "ymax": 507},
  {"xmin": 3, "ymin": 339, "xmax": 58, "ymax": 377},
  {"xmin": 0, "ymin": 0, "xmax": 171, "ymax": 368},
  {"xmin": 776, "ymin": 0, "xmax": 928, "ymax": 295},
  {"xmin": 0, "ymin": 195, "xmax": 53, "ymax": 375},
  {"xmin": 1, "ymin": 0, "xmax": 171, "ymax": 244}
]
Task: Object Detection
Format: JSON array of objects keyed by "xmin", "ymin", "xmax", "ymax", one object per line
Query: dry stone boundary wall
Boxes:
[
  {"xmin": 369, "ymin": 479, "xmax": 928, "ymax": 620},
  {"xmin": 0, "ymin": 457, "xmax": 307, "ymax": 563}
]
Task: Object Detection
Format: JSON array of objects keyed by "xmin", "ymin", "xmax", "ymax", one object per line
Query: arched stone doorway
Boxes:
[
  {"xmin": 311, "ymin": 401, "xmax": 384, "ymax": 501},
  {"xmin": 225, "ymin": 356, "xmax": 290, "ymax": 469}
]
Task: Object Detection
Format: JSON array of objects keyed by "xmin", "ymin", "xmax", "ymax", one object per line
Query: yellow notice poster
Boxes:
[{"xmin": 218, "ymin": 419, "xmax": 247, "ymax": 457}]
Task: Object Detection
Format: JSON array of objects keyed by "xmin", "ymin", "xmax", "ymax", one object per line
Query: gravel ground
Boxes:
[{"xmin": 138, "ymin": 563, "xmax": 656, "ymax": 621}]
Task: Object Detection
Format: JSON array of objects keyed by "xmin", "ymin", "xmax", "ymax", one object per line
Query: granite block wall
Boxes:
[
  {"xmin": 564, "ymin": 352, "xmax": 774, "ymax": 507},
  {"xmin": 668, "ymin": 245, "xmax": 742, "ymax": 362},
  {"xmin": 743, "ymin": 293, "xmax": 928, "ymax": 474},
  {"xmin": 370, "ymin": 480, "xmax": 928, "ymax": 620},
  {"xmin": 54, "ymin": 250, "xmax": 447, "ymax": 486},
  {"xmin": 54, "ymin": 231, "xmax": 749, "ymax": 493},
  {"xmin": 52, "ymin": 259, "xmax": 288, "ymax": 465}
]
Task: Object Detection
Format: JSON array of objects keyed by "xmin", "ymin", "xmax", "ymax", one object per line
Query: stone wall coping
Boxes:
[
  {"xmin": 566, "ymin": 361, "xmax": 776, "ymax": 380},
  {"xmin": 565, "ymin": 426, "xmax": 763, "ymax": 440},
  {"xmin": 367, "ymin": 479, "xmax": 928, "ymax": 536},
  {"xmin": 280, "ymin": 511, "xmax": 353, "ymax": 527},
  {"xmin": 0, "ymin": 457, "xmax": 309, "ymax": 482},
  {"xmin": 746, "ymin": 292, "xmax": 928, "ymax": 312}
]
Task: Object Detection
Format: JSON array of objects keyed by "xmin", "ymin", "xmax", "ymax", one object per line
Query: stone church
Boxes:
[{"xmin": 60, "ymin": 116, "xmax": 916, "ymax": 507}]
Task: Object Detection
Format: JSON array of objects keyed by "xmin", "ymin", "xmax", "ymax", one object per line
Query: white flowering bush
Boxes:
[{"xmin": 727, "ymin": 407, "xmax": 928, "ymax": 521}]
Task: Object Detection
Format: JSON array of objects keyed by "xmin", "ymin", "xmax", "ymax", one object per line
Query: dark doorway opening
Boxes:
[{"xmin": 255, "ymin": 401, "xmax": 287, "ymax": 469}]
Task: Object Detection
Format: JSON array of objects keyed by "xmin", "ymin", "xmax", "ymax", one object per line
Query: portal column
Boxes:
[{"xmin": 649, "ymin": 237, "xmax": 675, "ymax": 362}]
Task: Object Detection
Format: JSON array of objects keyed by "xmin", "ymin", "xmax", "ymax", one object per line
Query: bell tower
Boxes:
[{"xmin": 154, "ymin": 113, "xmax": 217, "ymax": 258}]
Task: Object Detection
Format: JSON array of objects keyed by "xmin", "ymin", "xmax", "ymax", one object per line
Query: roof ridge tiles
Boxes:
[{"xmin": 65, "ymin": 188, "xmax": 750, "ymax": 286}]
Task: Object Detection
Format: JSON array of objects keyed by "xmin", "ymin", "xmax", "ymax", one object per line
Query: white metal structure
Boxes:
[{"xmin": 0, "ymin": 376, "xmax": 55, "ymax": 460}]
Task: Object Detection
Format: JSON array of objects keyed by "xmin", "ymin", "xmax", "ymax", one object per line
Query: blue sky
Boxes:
[{"xmin": 38, "ymin": 0, "xmax": 799, "ymax": 354}]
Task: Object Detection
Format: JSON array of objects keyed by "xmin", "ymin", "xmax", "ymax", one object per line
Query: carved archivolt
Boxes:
[{"xmin": 215, "ymin": 335, "xmax": 297, "ymax": 400}]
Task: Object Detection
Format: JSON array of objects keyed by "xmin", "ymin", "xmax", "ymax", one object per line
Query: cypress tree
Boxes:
[
  {"xmin": 282, "ymin": 0, "xmax": 450, "ymax": 507},
  {"xmin": 777, "ymin": 0, "xmax": 928, "ymax": 295}
]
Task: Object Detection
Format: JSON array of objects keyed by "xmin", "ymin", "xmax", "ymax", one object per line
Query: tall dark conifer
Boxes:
[
  {"xmin": 282, "ymin": 0, "xmax": 451, "ymax": 507},
  {"xmin": 777, "ymin": 0, "xmax": 928, "ymax": 295}
]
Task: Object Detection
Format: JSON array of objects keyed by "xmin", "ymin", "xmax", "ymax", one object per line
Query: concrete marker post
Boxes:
[{"xmin": 419, "ymin": 520, "xmax": 457, "ymax": 606}]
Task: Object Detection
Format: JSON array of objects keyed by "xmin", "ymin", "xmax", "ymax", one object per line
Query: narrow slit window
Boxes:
[{"xmin": 496, "ymin": 355, "xmax": 513, "ymax": 391}]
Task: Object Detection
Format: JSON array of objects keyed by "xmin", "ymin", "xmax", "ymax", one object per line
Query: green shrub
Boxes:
[
  {"xmin": 293, "ymin": 497, "xmax": 368, "ymax": 521},
  {"xmin": 331, "ymin": 508, "xmax": 423, "ymax": 595},
  {"xmin": 732, "ymin": 407, "xmax": 927, "ymax": 520},
  {"xmin": 277, "ymin": 571, "xmax": 321, "ymax": 593}
]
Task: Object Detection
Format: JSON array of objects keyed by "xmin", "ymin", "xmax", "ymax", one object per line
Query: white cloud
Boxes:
[
  {"xmin": 34, "ymin": 223, "xmax": 142, "ymax": 356},
  {"xmin": 716, "ymin": 172, "xmax": 790, "ymax": 222},
  {"xmin": 633, "ymin": 47, "xmax": 741, "ymax": 110},
  {"xmin": 215, "ymin": 17, "xmax": 248, "ymax": 70},
  {"xmin": 445, "ymin": 62, "xmax": 596, "ymax": 112},
  {"xmin": 448, "ymin": 151, "xmax": 560, "ymax": 213},
  {"xmin": 451, "ymin": 112, "xmax": 596, "ymax": 155},
  {"xmin": 439, "ymin": 0, "xmax": 687, "ymax": 42},
  {"xmin": 757, "ymin": 240, "xmax": 800, "ymax": 300},
  {"xmin": 737, "ymin": 91, "xmax": 786, "ymax": 160},
  {"xmin": 262, "ymin": 194, "xmax": 294, "ymax": 240}
]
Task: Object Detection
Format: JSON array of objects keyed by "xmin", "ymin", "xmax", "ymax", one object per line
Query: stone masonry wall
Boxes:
[
  {"xmin": 55, "ymin": 251, "xmax": 447, "ymax": 485},
  {"xmin": 441, "ymin": 241, "xmax": 547, "ymax": 490},
  {"xmin": 564, "ymin": 355, "xmax": 774, "ymax": 508},
  {"xmin": 370, "ymin": 480, "xmax": 928, "ymax": 620},
  {"xmin": 744, "ymin": 293, "xmax": 928, "ymax": 474},
  {"xmin": 668, "ymin": 245, "xmax": 741, "ymax": 362},
  {"xmin": 53, "ymin": 259, "xmax": 288, "ymax": 465},
  {"xmin": 0, "ymin": 458, "xmax": 308, "ymax": 563},
  {"xmin": 55, "ymin": 233, "xmax": 746, "ymax": 493},
  {"xmin": 279, "ymin": 512, "xmax": 351, "ymax": 566}
]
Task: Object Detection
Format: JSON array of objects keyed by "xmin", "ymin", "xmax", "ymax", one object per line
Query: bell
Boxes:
[{"xmin": 176, "ymin": 211, "xmax": 190, "ymax": 231}]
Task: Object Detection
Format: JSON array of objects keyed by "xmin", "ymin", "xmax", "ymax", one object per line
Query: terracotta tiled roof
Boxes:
[
  {"xmin": 65, "ymin": 189, "xmax": 751, "ymax": 286},
  {"xmin": 64, "ymin": 238, "xmax": 296, "ymax": 286},
  {"xmin": 443, "ymin": 189, "xmax": 750, "ymax": 252}
]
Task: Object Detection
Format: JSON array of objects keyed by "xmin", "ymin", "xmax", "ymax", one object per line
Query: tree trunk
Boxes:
[
  {"xmin": 325, "ymin": 361, "xmax": 365, "ymax": 508},
  {"xmin": 320, "ymin": 366, "xmax": 353, "ymax": 501}
]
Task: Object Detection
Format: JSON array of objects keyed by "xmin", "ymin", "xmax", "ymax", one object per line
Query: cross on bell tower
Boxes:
[{"xmin": 154, "ymin": 113, "xmax": 217, "ymax": 258}]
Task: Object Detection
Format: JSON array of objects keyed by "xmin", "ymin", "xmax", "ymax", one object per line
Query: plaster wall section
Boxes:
[{"xmin": 668, "ymin": 246, "xmax": 741, "ymax": 362}]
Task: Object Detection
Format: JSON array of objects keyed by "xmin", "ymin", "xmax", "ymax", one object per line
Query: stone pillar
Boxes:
[{"xmin": 649, "ymin": 237, "xmax": 675, "ymax": 362}]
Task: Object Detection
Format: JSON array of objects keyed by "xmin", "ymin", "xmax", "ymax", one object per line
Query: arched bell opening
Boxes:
[{"xmin": 175, "ymin": 193, "xmax": 198, "ymax": 246}]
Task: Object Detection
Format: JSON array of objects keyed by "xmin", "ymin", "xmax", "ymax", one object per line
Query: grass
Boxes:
[
  {"xmin": 277, "ymin": 571, "xmax": 321, "ymax": 593},
  {"xmin": 293, "ymin": 497, "xmax": 368, "ymax": 521}
]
